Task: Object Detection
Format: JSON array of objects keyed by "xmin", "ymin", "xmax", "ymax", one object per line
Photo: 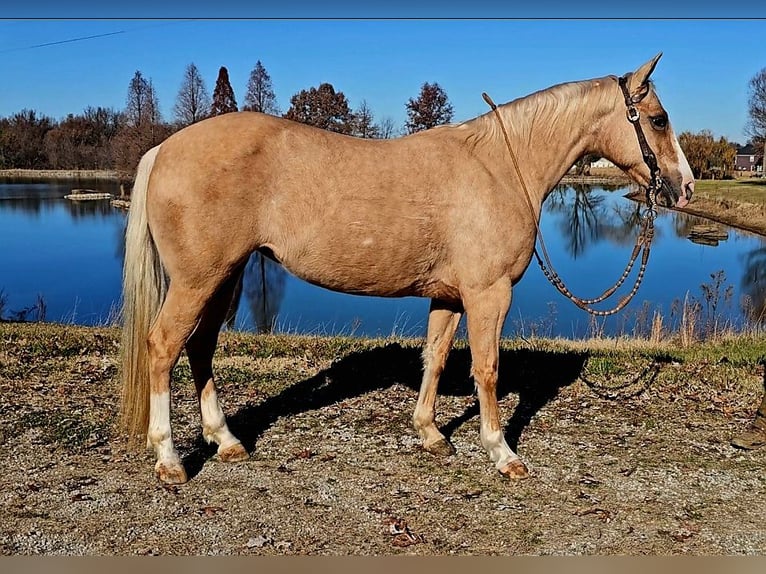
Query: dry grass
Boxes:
[
  {"xmin": 674, "ymin": 178, "xmax": 766, "ymax": 237},
  {"xmin": 2, "ymin": 323, "xmax": 766, "ymax": 554}
]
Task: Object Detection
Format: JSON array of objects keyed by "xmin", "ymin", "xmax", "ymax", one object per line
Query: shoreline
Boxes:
[
  {"xmin": 3, "ymin": 170, "xmax": 764, "ymax": 237},
  {"xmin": 0, "ymin": 168, "xmax": 122, "ymax": 181},
  {"xmin": 624, "ymin": 189, "xmax": 766, "ymax": 238},
  {"xmin": 559, "ymin": 174, "xmax": 631, "ymax": 185}
]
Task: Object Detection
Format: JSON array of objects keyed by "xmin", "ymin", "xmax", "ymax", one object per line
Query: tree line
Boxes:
[
  {"xmin": 2, "ymin": 61, "xmax": 764, "ymax": 180},
  {"xmin": 678, "ymin": 66, "xmax": 766, "ymax": 179},
  {"xmin": 678, "ymin": 130, "xmax": 738, "ymax": 180},
  {"xmin": 0, "ymin": 61, "xmax": 454, "ymax": 178}
]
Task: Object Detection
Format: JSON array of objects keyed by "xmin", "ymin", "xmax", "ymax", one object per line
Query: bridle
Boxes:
[
  {"xmin": 617, "ymin": 74, "xmax": 663, "ymax": 210},
  {"xmin": 482, "ymin": 73, "xmax": 665, "ymax": 317}
]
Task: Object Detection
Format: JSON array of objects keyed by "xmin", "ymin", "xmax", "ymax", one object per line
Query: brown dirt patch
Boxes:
[{"xmin": 1, "ymin": 324, "xmax": 765, "ymax": 555}]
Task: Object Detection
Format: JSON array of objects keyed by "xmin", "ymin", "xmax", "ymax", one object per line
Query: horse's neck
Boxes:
[{"xmin": 495, "ymin": 81, "xmax": 612, "ymax": 208}]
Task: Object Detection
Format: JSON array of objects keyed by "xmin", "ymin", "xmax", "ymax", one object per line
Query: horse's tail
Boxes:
[{"xmin": 119, "ymin": 144, "xmax": 166, "ymax": 446}]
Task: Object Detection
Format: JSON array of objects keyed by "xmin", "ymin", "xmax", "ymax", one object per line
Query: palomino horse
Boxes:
[{"xmin": 121, "ymin": 53, "xmax": 694, "ymax": 484}]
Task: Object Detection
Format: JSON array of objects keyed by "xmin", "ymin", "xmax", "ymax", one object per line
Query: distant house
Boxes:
[
  {"xmin": 735, "ymin": 143, "xmax": 764, "ymax": 172},
  {"xmin": 590, "ymin": 158, "xmax": 615, "ymax": 169}
]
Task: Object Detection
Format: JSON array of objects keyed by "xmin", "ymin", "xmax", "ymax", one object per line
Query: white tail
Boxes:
[{"xmin": 119, "ymin": 145, "xmax": 166, "ymax": 444}]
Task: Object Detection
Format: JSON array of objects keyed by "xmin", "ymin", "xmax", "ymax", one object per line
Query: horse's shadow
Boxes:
[{"xmin": 183, "ymin": 343, "xmax": 589, "ymax": 478}]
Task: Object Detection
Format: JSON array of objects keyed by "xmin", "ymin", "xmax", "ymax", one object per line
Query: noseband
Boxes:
[{"xmin": 617, "ymin": 75, "xmax": 662, "ymax": 210}]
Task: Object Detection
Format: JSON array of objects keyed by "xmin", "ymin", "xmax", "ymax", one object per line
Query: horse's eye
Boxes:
[{"xmin": 650, "ymin": 115, "xmax": 668, "ymax": 130}]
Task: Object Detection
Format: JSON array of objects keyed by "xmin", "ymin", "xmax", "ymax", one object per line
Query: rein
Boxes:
[{"xmin": 482, "ymin": 75, "xmax": 659, "ymax": 317}]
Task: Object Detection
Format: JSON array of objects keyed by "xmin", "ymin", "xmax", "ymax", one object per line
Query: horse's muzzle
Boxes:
[{"xmin": 655, "ymin": 178, "xmax": 692, "ymax": 209}]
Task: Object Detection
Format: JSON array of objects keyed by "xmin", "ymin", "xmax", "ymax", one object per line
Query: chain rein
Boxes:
[{"xmin": 482, "ymin": 75, "xmax": 659, "ymax": 317}]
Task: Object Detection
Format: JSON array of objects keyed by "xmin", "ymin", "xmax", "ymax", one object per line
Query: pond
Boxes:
[{"xmin": 1, "ymin": 178, "xmax": 764, "ymax": 339}]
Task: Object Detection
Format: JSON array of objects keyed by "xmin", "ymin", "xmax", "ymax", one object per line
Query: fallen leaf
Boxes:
[
  {"xmin": 199, "ymin": 505, "xmax": 224, "ymax": 517},
  {"xmin": 576, "ymin": 507, "xmax": 612, "ymax": 523},
  {"xmin": 290, "ymin": 448, "xmax": 315, "ymax": 460},
  {"xmin": 579, "ymin": 473, "xmax": 602, "ymax": 486},
  {"xmin": 384, "ymin": 517, "xmax": 424, "ymax": 547},
  {"xmin": 460, "ymin": 489, "xmax": 483, "ymax": 499}
]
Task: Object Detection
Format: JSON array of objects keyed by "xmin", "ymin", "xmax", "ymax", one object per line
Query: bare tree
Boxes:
[
  {"xmin": 0, "ymin": 109, "xmax": 54, "ymax": 168},
  {"xmin": 746, "ymin": 67, "xmax": 766, "ymax": 173},
  {"xmin": 174, "ymin": 63, "xmax": 211, "ymax": 127},
  {"xmin": 115, "ymin": 71, "xmax": 170, "ymax": 176},
  {"xmin": 243, "ymin": 60, "xmax": 280, "ymax": 115},
  {"xmin": 405, "ymin": 82, "xmax": 454, "ymax": 134},
  {"xmin": 125, "ymin": 70, "xmax": 161, "ymax": 127},
  {"xmin": 376, "ymin": 116, "xmax": 397, "ymax": 139},
  {"xmin": 352, "ymin": 100, "xmax": 379, "ymax": 138},
  {"xmin": 747, "ymin": 67, "xmax": 766, "ymax": 142},
  {"xmin": 211, "ymin": 66, "xmax": 238, "ymax": 116}
]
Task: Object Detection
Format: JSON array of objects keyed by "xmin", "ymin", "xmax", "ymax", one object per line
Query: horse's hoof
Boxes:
[
  {"xmin": 731, "ymin": 426, "xmax": 766, "ymax": 450},
  {"xmin": 423, "ymin": 438, "xmax": 456, "ymax": 457},
  {"xmin": 499, "ymin": 459, "xmax": 529, "ymax": 480},
  {"xmin": 156, "ymin": 461, "xmax": 188, "ymax": 485},
  {"xmin": 219, "ymin": 442, "xmax": 250, "ymax": 463}
]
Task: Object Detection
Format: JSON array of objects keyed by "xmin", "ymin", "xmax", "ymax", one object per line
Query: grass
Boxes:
[
  {"xmin": 2, "ymin": 321, "xmax": 763, "ymax": 387},
  {"xmin": 694, "ymin": 178, "xmax": 766, "ymax": 204},
  {"xmin": 673, "ymin": 177, "xmax": 766, "ymax": 236}
]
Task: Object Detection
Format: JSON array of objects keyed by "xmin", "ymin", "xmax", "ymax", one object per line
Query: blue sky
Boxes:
[{"xmin": 1, "ymin": 16, "xmax": 765, "ymax": 144}]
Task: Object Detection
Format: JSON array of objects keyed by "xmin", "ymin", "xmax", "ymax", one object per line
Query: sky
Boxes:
[{"xmin": 2, "ymin": 8, "xmax": 766, "ymax": 144}]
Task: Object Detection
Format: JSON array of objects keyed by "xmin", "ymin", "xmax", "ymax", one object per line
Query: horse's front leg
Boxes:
[
  {"xmin": 464, "ymin": 279, "xmax": 529, "ymax": 479},
  {"xmin": 413, "ymin": 298, "xmax": 463, "ymax": 455}
]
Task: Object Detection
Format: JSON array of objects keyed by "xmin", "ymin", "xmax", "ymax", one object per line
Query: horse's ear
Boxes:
[{"xmin": 627, "ymin": 52, "xmax": 662, "ymax": 102}]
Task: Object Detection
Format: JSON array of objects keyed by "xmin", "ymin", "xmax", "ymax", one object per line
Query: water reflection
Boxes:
[
  {"xmin": 741, "ymin": 246, "xmax": 766, "ymax": 324},
  {"xmin": 548, "ymin": 183, "xmax": 652, "ymax": 258},
  {"xmin": 532, "ymin": 183, "xmax": 766, "ymax": 335},
  {"xmin": 230, "ymin": 252, "xmax": 288, "ymax": 333},
  {"xmin": 2, "ymin": 179, "xmax": 765, "ymax": 337},
  {"xmin": 0, "ymin": 179, "xmax": 121, "ymax": 218}
]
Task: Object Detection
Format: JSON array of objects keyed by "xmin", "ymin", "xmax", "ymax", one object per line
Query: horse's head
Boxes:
[{"xmin": 603, "ymin": 53, "xmax": 694, "ymax": 209}]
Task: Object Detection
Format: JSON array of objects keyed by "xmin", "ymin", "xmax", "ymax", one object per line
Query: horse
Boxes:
[{"xmin": 120, "ymin": 53, "xmax": 694, "ymax": 484}]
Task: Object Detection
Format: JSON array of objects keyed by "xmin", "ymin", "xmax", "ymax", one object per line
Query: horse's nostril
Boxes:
[{"xmin": 685, "ymin": 181, "xmax": 695, "ymax": 200}]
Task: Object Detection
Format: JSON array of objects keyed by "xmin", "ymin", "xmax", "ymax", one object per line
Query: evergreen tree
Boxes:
[
  {"xmin": 114, "ymin": 70, "xmax": 170, "ymax": 175},
  {"xmin": 211, "ymin": 66, "xmax": 238, "ymax": 116}
]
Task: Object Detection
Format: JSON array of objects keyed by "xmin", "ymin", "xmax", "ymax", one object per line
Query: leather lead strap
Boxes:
[{"xmin": 483, "ymin": 77, "xmax": 659, "ymax": 317}]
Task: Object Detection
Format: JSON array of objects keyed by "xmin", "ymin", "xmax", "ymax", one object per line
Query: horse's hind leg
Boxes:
[
  {"xmin": 147, "ymin": 280, "xmax": 221, "ymax": 484},
  {"xmin": 185, "ymin": 265, "xmax": 249, "ymax": 463},
  {"xmin": 413, "ymin": 299, "xmax": 462, "ymax": 456}
]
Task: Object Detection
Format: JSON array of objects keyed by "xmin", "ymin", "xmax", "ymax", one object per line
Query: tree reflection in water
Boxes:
[
  {"xmin": 546, "ymin": 183, "xmax": 650, "ymax": 258},
  {"xmin": 741, "ymin": 246, "xmax": 766, "ymax": 325},
  {"xmin": 226, "ymin": 252, "xmax": 287, "ymax": 333},
  {"xmin": 543, "ymin": 183, "xmax": 766, "ymax": 334}
]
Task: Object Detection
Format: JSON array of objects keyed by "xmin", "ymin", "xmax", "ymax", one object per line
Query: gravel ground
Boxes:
[{"xmin": 1, "ymin": 324, "xmax": 765, "ymax": 555}]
